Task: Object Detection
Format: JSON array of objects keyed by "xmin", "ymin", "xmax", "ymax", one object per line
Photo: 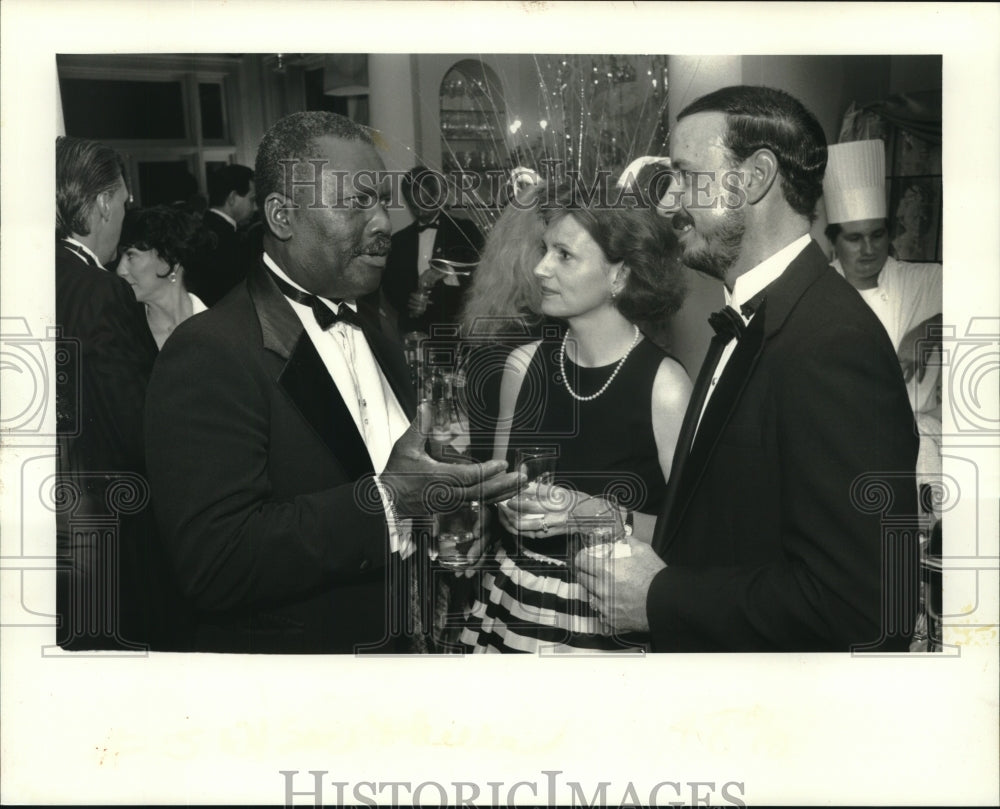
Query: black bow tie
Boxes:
[
  {"xmin": 415, "ymin": 219, "xmax": 440, "ymax": 233},
  {"xmin": 266, "ymin": 267, "xmax": 362, "ymax": 330},
  {"xmin": 708, "ymin": 293, "xmax": 766, "ymax": 342},
  {"xmin": 708, "ymin": 306, "xmax": 746, "ymax": 341}
]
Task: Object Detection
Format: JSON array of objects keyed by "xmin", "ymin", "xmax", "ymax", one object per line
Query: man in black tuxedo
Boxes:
[
  {"xmin": 144, "ymin": 112, "xmax": 521, "ymax": 653},
  {"xmin": 55, "ymin": 136, "xmax": 171, "ymax": 649},
  {"xmin": 381, "ymin": 166, "xmax": 483, "ymax": 337},
  {"xmin": 189, "ymin": 163, "xmax": 257, "ymax": 306},
  {"xmin": 577, "ymin": 86, "xmax": 919, "ymax": 652}
]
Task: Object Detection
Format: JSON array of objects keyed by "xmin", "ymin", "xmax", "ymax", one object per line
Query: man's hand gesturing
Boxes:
[{"xmin": 380, "ymin": 404, "xmax": 525, "ymax": 517}]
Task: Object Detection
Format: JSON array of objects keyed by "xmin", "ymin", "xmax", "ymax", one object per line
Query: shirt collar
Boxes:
[
  {"xmin": 209, "ymin": 208, "xmax": 238, "ymax": 229},
  {"xmin": 262, "ymin": 252, "xmax": 357, "ymax": 312},
  {"xmin": 726, "ymin": 234, "xmax": 812, "ymax": 319},
  {"xmin": 63, "ymin": 237, "xmax": 106, "ymax": 270}
]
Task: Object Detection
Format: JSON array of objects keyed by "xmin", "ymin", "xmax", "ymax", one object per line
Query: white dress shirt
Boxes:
[
  {"xmin": 263, "ymin": 252, "xmax": 414, "ymax": 557},
  {"xmin": 693, "ymin": 234, "xmax": 812, "ymax": 441}
]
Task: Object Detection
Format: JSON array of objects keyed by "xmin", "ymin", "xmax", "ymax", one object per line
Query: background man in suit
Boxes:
[
  {"xmin": 55, "ymin": 136, "xmax": 171, "ymax": 649},
  {"xmin": 577, "ymin": 86, "xmax": 919, "ymax": 652},
  {"xmin": 382, "ymin": 166, "xmax": 484, "ymax": 338},
  {"xmin": 190, "ymin": 163, "xmax": 257, "ymax": 306},
  {"xmin": 145, "ymin": 112, "xmax": 521, "ymax": 653}
]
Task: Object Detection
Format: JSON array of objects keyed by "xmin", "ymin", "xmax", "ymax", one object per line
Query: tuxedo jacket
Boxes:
[
  {"xmin": 145, "ymin": 258, "xmax": 417, "ymax": 653},
  {"xmin": 56, "ymin": 240, "xmax": 157, "ymax": 474},
  {"xmin": 648, "ymin": 241, "xmax": 919, "ymax": 652},
  {"xmin": 55, "ymin": 240, "xmax": 183, "ymax": 649},
  {"xmin": 382, "ymin": 213, "xmax": 483, "ymax": 335},
  {"xmin": 187, "ymin": 210, "xmax": 249, "ymax": 307}
]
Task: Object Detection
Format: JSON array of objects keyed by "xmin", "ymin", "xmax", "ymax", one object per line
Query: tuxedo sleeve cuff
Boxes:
[
  {"xmin": 373, "ymin": 475, "xmax": 416, "ymax": 560},
  {"xmin": 646, "ymin": 565, "xmax": 677, "ymax": 648}
]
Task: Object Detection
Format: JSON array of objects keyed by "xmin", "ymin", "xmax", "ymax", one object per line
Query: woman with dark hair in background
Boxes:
[
  {"xmin": 459, "ymin": 179, "xmax": 691, "ymax": 653},
  {"xmin": 117, "ymin": 205, "xmax": 215, "ymax": 349}
]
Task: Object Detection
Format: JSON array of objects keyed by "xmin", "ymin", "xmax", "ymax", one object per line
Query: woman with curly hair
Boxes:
[
  {"xmin": 459, "ymin": 178, "xmax": 691, "ymax": 653},
  {"xmin": 116, "ymin": 205, "xmax": 214, "ymax": 349},
  {"xmin": 459, "ymin": 184, "xmax": 547, "ymax": 340}
]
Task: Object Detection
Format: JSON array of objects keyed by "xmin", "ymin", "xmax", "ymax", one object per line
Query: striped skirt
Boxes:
[{"xmin": 458, "ymin": 540, "xmax": 646, "ymax": 654}]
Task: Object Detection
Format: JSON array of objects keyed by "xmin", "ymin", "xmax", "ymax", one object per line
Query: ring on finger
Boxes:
[{"xmin": 540, "ymin": 516, "xmax": 549, "ymax": 534}]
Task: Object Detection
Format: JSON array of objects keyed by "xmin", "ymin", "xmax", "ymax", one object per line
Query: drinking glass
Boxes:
[
  {"xmin": 502, "ymin": 447, "xmax": 560, "ymax": 536},
  {"xmin": 434, "ymin": 500, "xmax": 483, "ymax": 570},
  {"xmin": 426, "ymin": 369, "xmax": 471, "ymax": 461},
  {"xmin": 513, "ymin": 446, "xmax": 557, "ymax": 487},
  {"xmin": 427, "ymin": 256, "xmax": 478, "ymax": 280},
  {"xmin": 429, "ymin": 369, "xmax": 454, "ymax": 444},
  {"xmin": 412, "ymin": 249, "xmax": 478, "ymax": 318},
  {"xmin": 568, "ymin": 495, "xmax": 626, "ymax": 561},
  {"xmin": 403, "ymin": 331, "xmax": 426, "ymax": 393}
]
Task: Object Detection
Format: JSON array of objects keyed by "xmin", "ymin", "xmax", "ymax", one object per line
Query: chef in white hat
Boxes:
[{"xmin": 823, "ymin": 138, "xmax": 942, "ymax": 503}]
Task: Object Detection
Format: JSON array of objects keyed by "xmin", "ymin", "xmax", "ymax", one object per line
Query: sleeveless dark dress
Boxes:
[{"xmin": 460, "ymin": 335, "xmax": 669, "ymax": 653}]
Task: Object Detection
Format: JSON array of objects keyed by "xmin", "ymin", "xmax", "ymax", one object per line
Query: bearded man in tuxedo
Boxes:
[{"xmin": 578, "ymin": 86, "xmax": 919, "ymax": 652}]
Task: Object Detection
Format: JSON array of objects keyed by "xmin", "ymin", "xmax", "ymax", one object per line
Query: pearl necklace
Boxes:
[{"xmin": 558, "ymin": 324, "xmax": 640, "ymax": 402}]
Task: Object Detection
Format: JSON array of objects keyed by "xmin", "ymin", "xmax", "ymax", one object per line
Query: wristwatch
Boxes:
[{"xmin": 623, "ymin": 509, "xmax": 634, "ymax": 537}]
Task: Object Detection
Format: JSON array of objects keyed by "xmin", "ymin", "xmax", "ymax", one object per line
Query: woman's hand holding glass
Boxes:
[
  {"xmin": 497, "ymin": 481, "xmax": 584, "ymax": 539},
  {"xmin": 498, "ymin": 447, "xmax": 572, "ymax": 538}
]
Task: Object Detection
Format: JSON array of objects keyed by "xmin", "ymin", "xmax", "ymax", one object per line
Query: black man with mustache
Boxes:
[{"xmin": 145, "ymin": 112, "xmax": 522, "ymax": 653}]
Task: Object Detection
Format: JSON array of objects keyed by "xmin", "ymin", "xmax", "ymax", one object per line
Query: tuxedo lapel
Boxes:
[
  {"xmin": 689, "ymin": 304, "xmax": 767, "ymax": 461},
  {"xmin": 654, "ymin": 240, "xmax": 831, "ymax": 555},
  {"xmin": 667, "ymin": 308, "xmax": 767, "ymax": 539},
  {"xmin": 652, "ymin": 332, "xmax": 728, "ymax": 556},
  {"xmin": 248, "ymin": 259, "xmax": 375, "ymax": 480}
]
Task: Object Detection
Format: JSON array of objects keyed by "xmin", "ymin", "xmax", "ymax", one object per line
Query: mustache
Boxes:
[
  {"xmin": 356, "ymin": 235, "xmax": 391, "ymax": 257},
  {"xmin": 671, "ymin": 209, "xmax": 695, "ymax": 232}
]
